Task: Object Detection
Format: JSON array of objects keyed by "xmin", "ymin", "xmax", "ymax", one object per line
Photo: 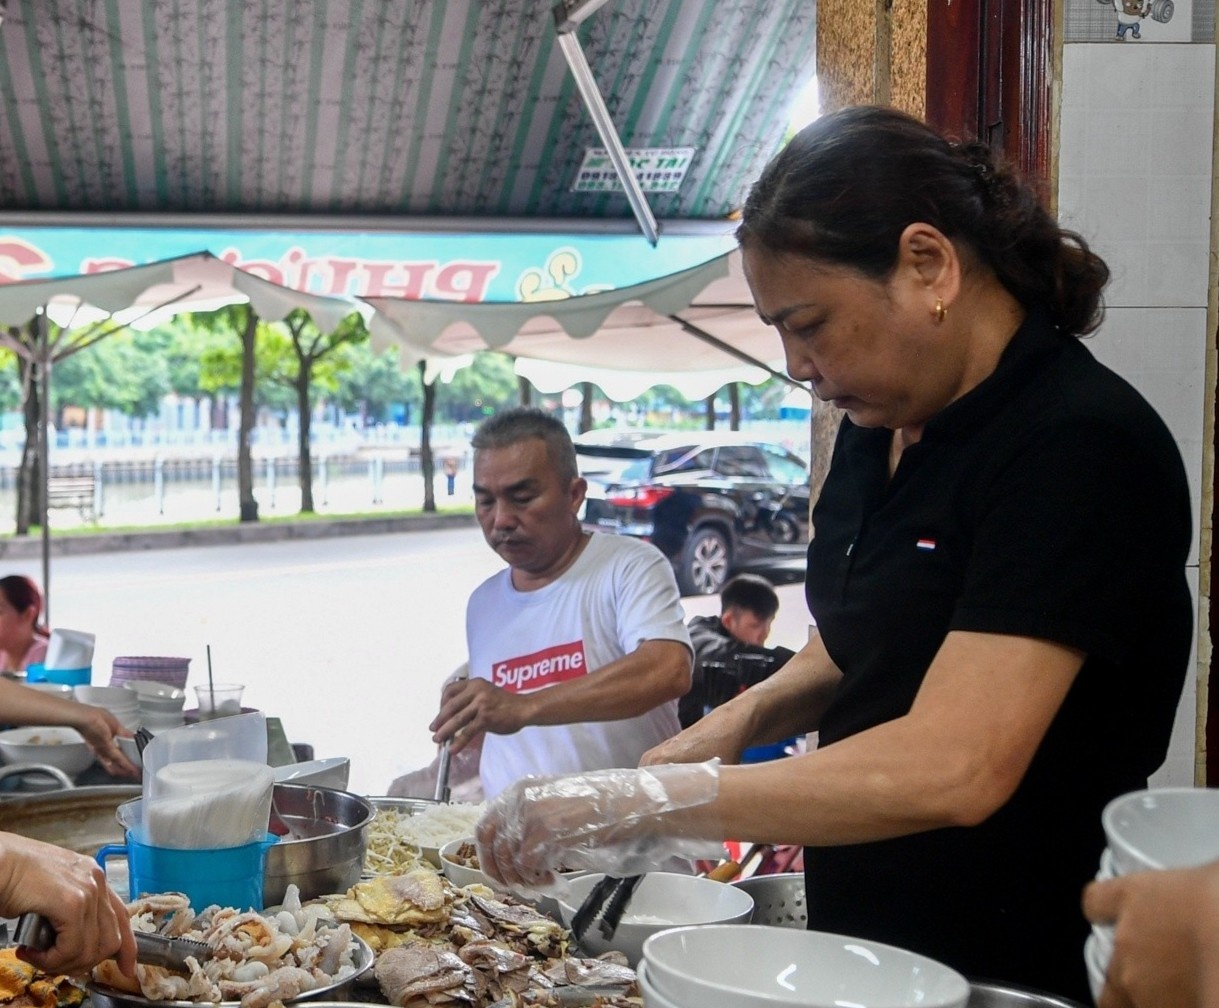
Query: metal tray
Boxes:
[
  {"xmin": 968, "ymin": 982, "xmax": 1088, "ymax": 1008},
  {"xmin": 86, "ymin": 934, "xmax": 373, "ymax": 1008}
]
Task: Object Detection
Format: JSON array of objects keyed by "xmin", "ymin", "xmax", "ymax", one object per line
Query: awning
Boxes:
[{"xmin": 364, "ymin": 248, "xmax": 799, "ymax": 395}]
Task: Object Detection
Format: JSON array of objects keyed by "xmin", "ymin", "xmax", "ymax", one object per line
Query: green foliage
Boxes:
[
  {"xmin": 433, "ymin": 352, "xmax": 519, "ymax": 421},
  {"xmin": 334, "ymin": 343, "xmax": 418, "ymax": 423},
  {"xmin": 51, "ymin": 330, "xmax": 170, "ymax": 417}
]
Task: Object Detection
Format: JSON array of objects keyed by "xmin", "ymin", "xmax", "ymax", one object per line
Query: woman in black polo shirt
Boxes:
[{"xmin": 475, "ymin": 106, "xmax": 1194, "ymax": 1003}]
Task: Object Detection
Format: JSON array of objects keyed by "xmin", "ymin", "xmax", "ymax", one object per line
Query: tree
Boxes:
[
  {"xmin": 334, "ymin": 343, "xmax": 417, "ymax": 426},
  {"xmin": 193, "ymin": 305, "xmax": 262, "ymax": 522},
  {"xmin": 276, "ymin": 309, "xmax": 366, "ymax": 512}
]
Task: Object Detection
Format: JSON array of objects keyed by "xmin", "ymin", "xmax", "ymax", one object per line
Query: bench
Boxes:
[{"xmin": 46, "ymin": 474, "xmax": 98, "ymax": 522}]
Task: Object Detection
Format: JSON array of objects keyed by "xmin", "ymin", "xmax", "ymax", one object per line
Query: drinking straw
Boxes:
[{"xmin": 206, "ymin": 644, "xmax": 215, "ymax": 709}]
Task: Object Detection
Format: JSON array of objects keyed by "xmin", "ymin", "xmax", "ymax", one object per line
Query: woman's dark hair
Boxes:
[
  {"xmin": 736, "ymin": 105, "xmax": 1110, "ymax": 337},
  {"xmin": 0, "ymin": 575, "xmax": 45, "ymax": 630}
]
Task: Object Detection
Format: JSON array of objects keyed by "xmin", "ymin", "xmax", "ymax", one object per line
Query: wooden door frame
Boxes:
[{"xmin": 924, "ymin": 0, "xmax": 1054, "ymax": 190}]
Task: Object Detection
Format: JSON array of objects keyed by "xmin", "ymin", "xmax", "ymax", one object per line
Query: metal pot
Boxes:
[
  {"xmin": 731, "ymin": 872, "xmax": 806, "ymax": 929},
  {"xmin": 968, "ymin": 982, "xmax": 1089, "ymax": 1008},
  {"xmin": 0, "ymin": 785, "xmax": 137, "ymax": 853},
  {"xmin": 263, "ymin": 783, "xmax": 374, "ymax": 905}
]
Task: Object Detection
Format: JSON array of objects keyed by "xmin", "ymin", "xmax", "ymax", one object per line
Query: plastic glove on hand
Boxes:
[{"xmin": 474, "ymin": 759, "xmax": 724, "ymax": 891}]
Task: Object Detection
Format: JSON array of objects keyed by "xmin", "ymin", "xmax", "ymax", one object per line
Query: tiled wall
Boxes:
[{"xmin": 1058, "ymin": 43, "xmax": 1216, "ymax": 786}]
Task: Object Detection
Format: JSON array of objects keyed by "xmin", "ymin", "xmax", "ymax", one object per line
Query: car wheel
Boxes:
[
  {"xmin": 767, "ymin": 513, "xmax": 801, "ymax": 544},
  {"xmin": 679, "ymin": 527, "xmax": 730, "ymax": 595}
]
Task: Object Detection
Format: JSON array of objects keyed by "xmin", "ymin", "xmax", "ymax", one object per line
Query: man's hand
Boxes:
[{"xmin": 430, "ymin": 678, "xmax": 527, "ymax": 754}]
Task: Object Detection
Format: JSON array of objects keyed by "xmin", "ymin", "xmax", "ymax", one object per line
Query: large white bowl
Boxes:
[
  {"xmin": 642, "ymin": 924, "xmax": 970, "ymax": 1008},
  {"xmin": 557, "ymin": 872, "xmax": 754, "ymax": 966},
  {"xmin": 0, "ymin": 726, "xmax": 95, "ymax": 777},
  {"xmin": 73, "ymin": 685, "xmax": 139, "ymax": 713},
  {"xmin": 1102, "ymin": 787, "xmax": 1219, "ymax": 874},
  {"xmin": 439, "ymin": 837, "xmax": 493, "ymax": 889}
]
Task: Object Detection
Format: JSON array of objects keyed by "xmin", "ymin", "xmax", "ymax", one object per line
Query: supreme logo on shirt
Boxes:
[{"xmin": 491, "ymin": 640, "xmax": 587, "ymax": 692}]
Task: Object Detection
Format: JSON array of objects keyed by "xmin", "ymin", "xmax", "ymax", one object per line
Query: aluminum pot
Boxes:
[
  {"xmin": 732, "ymin": 872, "xmax": 806, "ymax": 929},
  {"xmin": 0, "ymin": 785, "xmax": 137, "ymax": 853},
  {"xmin": 263, "ymin": 783, "xmax": 374, "ymax": 905}
]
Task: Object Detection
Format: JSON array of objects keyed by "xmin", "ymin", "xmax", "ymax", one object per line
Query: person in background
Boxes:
[
  {"xmin": 0, "ymin": 831, "xmax": 136, "ymax": 978},
  {"xmin": 429, "ymin": 407, "xmax": 692, "ymax": 801},
  {"xmin": 681, "ymin": 573, "xmax": 797, "ymax": 728},
  {"xmin": 0, "ymin": 575, "xmax": 49, "ymax": 673},
  {"xmin": 1083, "ymin": 858, "xmax": 1219, "ymax": 1008},
  {"xmin": 475, "ymin": 106, "xmax": 1193, "ymax": 1003}
]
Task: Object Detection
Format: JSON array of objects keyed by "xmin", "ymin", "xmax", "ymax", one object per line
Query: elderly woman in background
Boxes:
[
  {"xmin": 475, "ymin": 106, "xmax": 1193, "ymax": 1003},
  {"xmin": 0, "ymin": 574, "xmax": 136, "ymax": 777}
]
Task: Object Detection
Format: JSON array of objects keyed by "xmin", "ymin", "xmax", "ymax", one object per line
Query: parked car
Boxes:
[{"xmin": 575, "ymin": 429, "xmax": 811, "ymax": 595}]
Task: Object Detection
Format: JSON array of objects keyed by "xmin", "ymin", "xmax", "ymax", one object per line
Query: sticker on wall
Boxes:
[{"xmin": 1063, "ymin": 0, "xmax": 1208, "ymax": 42}]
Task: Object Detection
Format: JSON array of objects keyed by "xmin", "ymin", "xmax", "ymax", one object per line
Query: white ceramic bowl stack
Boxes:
[
  {"xmin": 72, "ymin": 684, "xmax": 140, "ymax": 731},
  {"xmin": 639, "ymin": 924, "xmax": 970, "ymax": 1008},
  {"xmin": 1086, "ymin": 787, "xmax": 1219, "ymax": 1001},
  {"xmin": 121, "ymin": 680, "xmax": 187, "ymax": 731}
]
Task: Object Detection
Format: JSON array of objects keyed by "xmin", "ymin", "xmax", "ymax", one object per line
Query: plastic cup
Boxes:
[{"xmin": 194, "ymin": 683, "xmax": 245, "ymax": 720}]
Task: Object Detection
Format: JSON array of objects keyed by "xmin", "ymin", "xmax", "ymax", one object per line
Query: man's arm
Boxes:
[{"xmin": 432, "ymin": 639, "xmax": 690, "ymax": 751}]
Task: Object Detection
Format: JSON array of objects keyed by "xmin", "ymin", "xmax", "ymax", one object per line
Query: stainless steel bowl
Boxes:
[
  {"xmin": 262, "ymin": 783, "xmax": 374, "ymax": 904},
  {"xmin": 968, "ymin": 982, "xmax": 1089, "ymax": 1007},
  {"xmin": 731, "ymin": 871, "xmax": 806, "ymax": 929}
]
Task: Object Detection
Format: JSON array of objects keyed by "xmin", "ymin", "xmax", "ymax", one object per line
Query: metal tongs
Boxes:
[
  {"xmin": 569, "ymin": 874, "xmax": 643, "ymax": 945},
  {"xmin": 434, "ymin": 666, "xmax": 470, "ymax": 804},
  {"xmin": 13, "ymin": 912, "xmax": 213, "ymax": 971}
]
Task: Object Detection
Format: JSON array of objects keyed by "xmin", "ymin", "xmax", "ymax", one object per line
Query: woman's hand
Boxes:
[
  {"xmin": 0, "ymin": 832, "xmax": 136, "ymax": 978},
  {"xmin": 72, "ymin": 706, "xmax": 138, "ymax": 779}
]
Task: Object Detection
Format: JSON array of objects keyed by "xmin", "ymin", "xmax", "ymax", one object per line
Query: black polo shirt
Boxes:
[{"xmin": 803, "ymin": 310, "xmax": 1193, "ymax": 1001}]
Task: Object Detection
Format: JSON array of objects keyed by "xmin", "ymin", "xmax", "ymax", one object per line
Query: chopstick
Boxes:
[{"xmin": 570, "ymin": 874, "xmax": 644, "ymax": 944}]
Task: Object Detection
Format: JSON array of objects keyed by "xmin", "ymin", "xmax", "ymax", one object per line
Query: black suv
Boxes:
[{"xmin": 576, "ymin": 430, "xmax": 811, "ymax": 595}]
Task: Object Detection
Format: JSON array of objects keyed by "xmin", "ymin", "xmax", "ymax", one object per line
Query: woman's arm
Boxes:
[
  {"xmin": 0, "ymin": 680, "xmax": 138, "ymax": 777},
  {"xmin": 642, "ymin": 631, "xmax": 842, "ymax": 766}
]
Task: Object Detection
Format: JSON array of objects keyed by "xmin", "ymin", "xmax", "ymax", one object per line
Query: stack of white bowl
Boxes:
[
  {"xmin": 639, "ymin": 925, "xmax": 970, "ymax": 1008},
  {"xmin": 1087, "ymin": 787, "xmax": 1219, "ymax": 1000},
  {"xmin": 121, "ymin": 680, "xmax": 186, "ymax": 731},
  {"xmin": 72, "ymin": 685, "xmax": 140, "ymax": 731}
]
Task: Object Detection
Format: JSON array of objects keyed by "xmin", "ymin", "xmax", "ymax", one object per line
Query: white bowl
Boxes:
[
  {"xmin": 1084, "ymin": 932, "xmax": 1107, "ymax": 1004},
  {"xmin": 0, "ymin": 726, "xmax": 95, "ymax": 777},
  {"xmin": 637, "ymin": 962, "xmax": 681, "ymax": 1008},
  {"xmin": 642, "ymin": 925, "xmax": 970, "ymax": 1008},
  {"xmin": 439, "ymin": 837, "xmax": 493, "ymax": 889},
  {"xmin": 557, "ymin": 872, "xmax": 754, "ymax": 966},
  {"xmin": 73, "ymin": 685, "xmax": 139, "ymax": 713},
  {"xmin": 272, "ymin": 757, "xmax": 350, "ymax": 790},
  {"xmin": 1102, "ymin": 787, "xmax": 1219, "ymax": 874},
  {"xmin": 123, "ymin": 680, "xmax": 186, "ymax": 703}
]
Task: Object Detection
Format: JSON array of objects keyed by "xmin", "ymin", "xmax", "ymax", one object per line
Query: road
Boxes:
[{"xmin": 4, "ymin": 528, "xmax": 810, "ymax": 795}]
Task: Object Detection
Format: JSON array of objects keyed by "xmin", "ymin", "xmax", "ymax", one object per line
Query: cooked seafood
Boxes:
[{"xmin": 90, "ymin": 885, "xmax": 365, "ymax": 1008}]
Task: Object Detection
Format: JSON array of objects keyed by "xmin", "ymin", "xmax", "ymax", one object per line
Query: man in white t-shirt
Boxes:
[{"xmin": 429, "ymin": 407, "xmax": 693, "ymax": 800}]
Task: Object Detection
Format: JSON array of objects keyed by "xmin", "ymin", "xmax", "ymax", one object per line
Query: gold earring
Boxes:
[{"xmin": 933, "ymin": 298, "xmax": 946, "ymax": 323}]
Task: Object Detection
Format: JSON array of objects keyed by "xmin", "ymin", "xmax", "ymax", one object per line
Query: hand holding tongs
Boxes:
[
  {"xmin": 569, "ymin": 874, "xmax": 644, "ymax": 945},
  {"xmin": 434, "ymin": 666, "xmax": 470, "ymax": 803}
]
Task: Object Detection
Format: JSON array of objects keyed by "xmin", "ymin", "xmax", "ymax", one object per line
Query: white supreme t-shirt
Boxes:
[{"xmin": 466, "ymin": 533, "xmax": 691, "ymax": 799}]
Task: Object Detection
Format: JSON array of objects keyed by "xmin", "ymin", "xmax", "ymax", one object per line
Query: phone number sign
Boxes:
[{"xmin": 573, "ymin": 147, "xmax": 697, "ymax": 193}]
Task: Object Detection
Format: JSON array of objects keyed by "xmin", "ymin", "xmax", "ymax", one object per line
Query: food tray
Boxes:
[
  {"xmin": 364, "ymin": 795, "xmax": 482, "ymax": 871},
  {"xmin": 86, "ymin": 934, "xmax": 373, "ymax": 1008}
]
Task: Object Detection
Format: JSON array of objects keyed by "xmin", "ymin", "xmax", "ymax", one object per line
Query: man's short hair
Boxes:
[
  {"xmin": 720, "ymin": 573, "xmax": 780, "ymax": 619},
  {"xmin": 471, "ymin": 407, "xmax": 579, "ymax": 483}
]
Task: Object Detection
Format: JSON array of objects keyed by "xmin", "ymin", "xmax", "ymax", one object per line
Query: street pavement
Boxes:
[{"xmin": 4, "ymin": 527, "xmax": 810, "ymax": 796}]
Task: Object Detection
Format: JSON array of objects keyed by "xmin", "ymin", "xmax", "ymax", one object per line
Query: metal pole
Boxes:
[{"xmin": 34, "ymin": 317, "xmax": 51, "ymax": 626}]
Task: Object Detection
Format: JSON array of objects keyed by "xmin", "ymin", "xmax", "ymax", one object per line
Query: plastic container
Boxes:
[
  {"xmin": 97, "ymin": 829, "xmax": 278, "ymax": 911},
  {"xmin": 27, "ymin": 663, "xmax": 91, "ymax": 686}
]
